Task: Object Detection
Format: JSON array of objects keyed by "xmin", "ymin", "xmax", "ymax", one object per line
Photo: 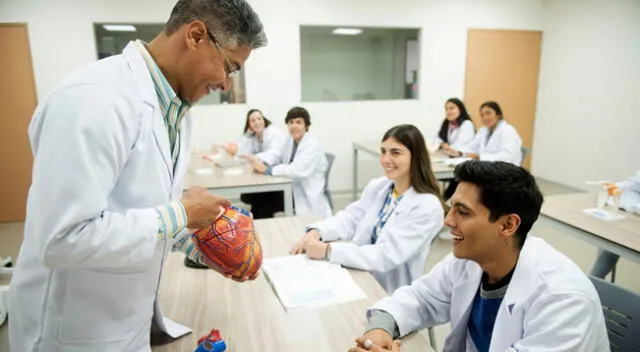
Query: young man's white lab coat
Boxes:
[
  {"xmin": 271, "ymin": 133, "xmax": 332, "ymax": 218},
  {"xmin": 371, "ymin": 237, "xmax": 610, "ymax": 351}
]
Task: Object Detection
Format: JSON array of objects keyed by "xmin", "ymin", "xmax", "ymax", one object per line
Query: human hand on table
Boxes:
[
  {"xmin": 349, "ymin": 331, "xmax": 401, "ymax": 352},
  {"xmin": 253, "ymin": 159, "xmax": 267, "ymax": 174},
  {"xmin": 303, "ymin": 237, "xmax": 330, "ymax": 260},
  {"xmin": 289, "ymin": 229, "xmax": 321, "ymax": 254}
]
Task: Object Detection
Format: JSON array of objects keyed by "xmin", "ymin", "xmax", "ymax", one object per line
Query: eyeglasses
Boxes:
[{"xmin": 205, "ymin": 30, "xmax": 241, "ymax": 78}]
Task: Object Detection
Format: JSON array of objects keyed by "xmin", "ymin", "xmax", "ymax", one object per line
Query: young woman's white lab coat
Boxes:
[
  {"xmin": 9, "ymin": 42, "xmax": 189, "ymax": 352},
  {"xmin": 370, "ymin": 237, "xmax": 609, "ymax": 351},
  {"xmin": 433, "ymin": 119, "xmax": 475, "ymax": 151},
  {"xmin": 460, "ymin": 120, "xmax": 523, "ymax": 166},
  {"xmin": 271, "ymin": 133, "xmax": 332, "ymax": 218},
  {"xmin": 237, "ymin": 125, "xmax": 285, "ymax": 166},
  {"xmin": 307, "ymin": 177, "xmax": 444, "ymax": 293}
]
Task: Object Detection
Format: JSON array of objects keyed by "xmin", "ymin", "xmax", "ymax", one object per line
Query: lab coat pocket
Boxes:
[{"xmin": 59, "ymin": 269, "xmax": 149, "ymax": 343}]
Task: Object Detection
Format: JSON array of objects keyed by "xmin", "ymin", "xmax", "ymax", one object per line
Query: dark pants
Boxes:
[
  {"xmin": 443, "ymin": 180, "xmax": 458, "ymax": 200},
  {"xmin": 240, "ymin": 191, "xmax": 285, "ymax": 219}
]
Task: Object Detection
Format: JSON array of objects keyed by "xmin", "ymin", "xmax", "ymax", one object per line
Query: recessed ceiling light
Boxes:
[
  {"xmin": 332, "ymin": 28, "xmax": 363, "ymax": 35},
  {"xmin": 103, "ymin": 24, "xmax": 137, "ymax": 32}
]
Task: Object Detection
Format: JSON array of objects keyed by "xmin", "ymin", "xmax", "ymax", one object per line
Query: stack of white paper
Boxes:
[
  {"xmin": 261, "ymin": 255, "xmax": 366, "ymax": 312},
  {"xmin": 582, "ymin": 208, "xmax": 626, "ymax": 222}
]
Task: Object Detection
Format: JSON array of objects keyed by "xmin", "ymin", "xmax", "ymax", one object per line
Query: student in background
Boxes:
[
  {"xmin": 433, "ymin": 98, "xmax": 475, "ymax": 153},
  {"xmin": 443, "ymin": 101, "xmax": 523, "ymax": 199},
  {"xmin": 350, "ymin": 161, "xmax": 608, "ymax": 352},
  {"xmin": 234, "ymin": 109, "xmax": 285, "ymax": 220},
  {"xmin": 291, "ymin": 124, "xmax": 445, "ymax": 294},
  {"xmin": 451, "ymin": 101, "xmax": 522, "ymax": 166},
  {"xmin": 236, "ymin": 108, "xmax": 284, "ymax": 165},
  {"xmin": 252, "ymin": 106, "xmax": 332, "ymax": 218}
]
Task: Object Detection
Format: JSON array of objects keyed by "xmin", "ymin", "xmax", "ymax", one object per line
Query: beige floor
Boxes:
[{"xmin": 0, "ymin": 178, "xmax": 638, "ymax": 351}]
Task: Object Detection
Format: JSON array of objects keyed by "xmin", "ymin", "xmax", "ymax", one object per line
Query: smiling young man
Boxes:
[
  {"xmin": 350, "ymin": 161, "xmax": 609, "ymax": 352},
  {"xmin": 253, "ymin": 106, "xmax": 332, "ymax": 218}
]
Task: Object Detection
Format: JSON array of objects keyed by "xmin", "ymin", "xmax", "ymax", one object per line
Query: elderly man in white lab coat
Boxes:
[
  {"xmin": 9, "ymin": 1, "xmax": 267, "ymax": 351},
  {"xmin": 350, "ymin": 161, "xmax": 609, "ymax": 352}
]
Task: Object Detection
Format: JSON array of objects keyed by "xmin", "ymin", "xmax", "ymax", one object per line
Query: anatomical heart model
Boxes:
[{"xmin": 192, "ymin": 206, "xmax": 263, "ymax": 279}]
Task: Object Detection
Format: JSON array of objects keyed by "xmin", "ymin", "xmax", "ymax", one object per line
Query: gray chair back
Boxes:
[
  {"xmin": 324, "ymin": 153, "xmax": 336, "ymax": 211},
  {"xmin": 589, "ymin": 275, "xmax": 640, "ymax": 351},
  {"xmin": 520, "ymin": 146, "xmax": 530, "ymax": 164}
]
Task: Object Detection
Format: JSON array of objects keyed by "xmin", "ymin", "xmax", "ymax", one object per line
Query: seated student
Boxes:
[
  {"xmin": 253, "ymin": 106, "xmax": 332, "ymax": 218},
  {"xmin": 236, "ymin": 108, "xmax": 284, "ymax": 164},
  {"xmin": 443, "ymin": 101, "xmax": 523, "ymax": 200},
  {"xmin": 450, "ymin": 101, "xmax": 522, "ymax": 166},
  {"xmin": 291, "ymin": 124, "xmax": 445, "ymax": 294},
  {"xmin": 433, "ymin": 98, "xmax": 475, "ymax": 153},
  {"xmin": 350, "ymin": 161, "xmax": 609, "ymax": 352},
  {"xmin": 234, "ymin": 109, "xmax": 285, "ymax": 219}
]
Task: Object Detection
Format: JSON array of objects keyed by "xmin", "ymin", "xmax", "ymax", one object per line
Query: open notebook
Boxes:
[{"xmin": 261, "ymin": 255, "xmax": 366, "ymax": 312}]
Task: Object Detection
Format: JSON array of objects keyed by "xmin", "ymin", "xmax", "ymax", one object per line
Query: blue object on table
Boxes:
[{"xmin": 195, "ymin": 329, "xmax": 227, "ymax": 352}]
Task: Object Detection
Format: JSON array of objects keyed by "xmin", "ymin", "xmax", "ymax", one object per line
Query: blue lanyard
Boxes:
[{"xmin": 371, "ymin": 185, "xmax": 403, "ymax": 244}]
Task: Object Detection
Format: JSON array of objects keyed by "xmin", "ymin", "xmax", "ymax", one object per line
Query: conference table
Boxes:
[
  {"xmin": 152, "ymin": 216, "xmax": 434, "ymax": 352},
  {"xmin": 183, "ymin": 153, "xmax": 294, "ymax": 216},
  {"xmin": 352, "ymin": 141, "xmax": 455, "ymax": 201},
  {"xmin": 540, "ymin": 193, "xmax": 640, "ymax": 264}
]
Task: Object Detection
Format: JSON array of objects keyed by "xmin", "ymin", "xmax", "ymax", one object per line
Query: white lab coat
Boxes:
[
  {"xmin": 371, "ymin": 237, "xmax": 610, "ymax": 352},
  {"xmin": 308, "ymin": 177, "xmax": 443, "ymax": 293},
  {"xmin": 237, "ymin": 125, "xmax": 285, "ymax": 166},
  {"xmin": 9, "ymin": 42, "xmax": 189, "ymax": 352},
  {"xmin": 433, "ymin": 120, "xmax": 475, "ymax": 151},
  {"xmin": 460, "ymin": 120, "xmax": 523, "ymax": 166},
  {"xmin": 271, "ymin": 133, "xmax": 332, "ymax": 218}
]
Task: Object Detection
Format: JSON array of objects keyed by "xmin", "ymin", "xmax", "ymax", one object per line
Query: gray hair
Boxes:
[{"xmin": 164, "ymin": 0, "xmax": 267, "ymax": 49}]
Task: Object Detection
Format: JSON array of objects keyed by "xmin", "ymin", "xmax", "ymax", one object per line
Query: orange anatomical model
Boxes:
[{"xmin": 192, "ymin": 206, "xmax": 263, "ymax": 279}]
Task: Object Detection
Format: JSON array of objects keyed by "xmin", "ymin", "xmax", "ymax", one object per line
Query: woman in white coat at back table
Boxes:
[
  {"xmin": 451, "ymin": 101, "xmax": 522, "ymax": 165},
  {"xmin": 433, "ymin": 98, "xmax": 475, "ymax": 153},
  {"xmin": 253, "ymin": 106, "xmax": 332, "ymax": 218},
  {"xmin": 236, "ymin": 108, "xmax": 284, "ymax": 165},
  {"xmin": 444, "ymin": 101, "xmax": 523, "ymax": 200},
  {"xmin": 232, "ymin": 109, "xmax": 287, "ymax": 219},
  {"xmin": 291, "ymin": 124, "xmax": 445, "ymax": 294}
]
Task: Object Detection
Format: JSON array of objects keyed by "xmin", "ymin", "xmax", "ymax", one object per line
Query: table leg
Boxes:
[
  {"xmin": 283, "ymin": 184, "xmax": 294, "ymax": 217},
  {"xmin": 352, "ymin": 146, "xmax": 359, "ymax": 201}
]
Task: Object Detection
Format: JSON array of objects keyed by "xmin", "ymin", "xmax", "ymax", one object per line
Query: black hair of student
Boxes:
[
  {"xmin": 480, "ymin": 101, "xmax": 504, "ymax": 120},
  {"xmin": 243, "ymin": 109, "xmax": 272, "ymax": 134},
  {"xmin": 437, "ymin": 98, "xmax": 473, "ymax": 143},
  {"xmin": 284, "ymin": 106, "xmax": 311, "ymax": 131},
  {"xmin": 382, "ymin": 125, "xmax": 444, "ymax": 208},
  {"xmin": 454, "ymin": 160, "xmax": 544, "ymax": 248}
]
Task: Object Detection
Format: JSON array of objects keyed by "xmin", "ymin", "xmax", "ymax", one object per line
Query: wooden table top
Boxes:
[
  {"xmin": 183, "ymin": 154, "xmax": 292, "ymax": 190},
  {"xmin": 153, "ymin": 216, "xmax": 432, "ymax": 352},
  {"xmin": 541, "ymin": 193, "xmax": 640, "ymax": 253}
]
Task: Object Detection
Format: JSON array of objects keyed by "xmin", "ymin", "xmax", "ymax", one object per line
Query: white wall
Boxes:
[
  {"xmin": 532, "ymin": 0, "xmax": 640, "ymax": 189},
  {"xmin": 0, "ymin": 0, "xmax": 546, "ymax": 191}
]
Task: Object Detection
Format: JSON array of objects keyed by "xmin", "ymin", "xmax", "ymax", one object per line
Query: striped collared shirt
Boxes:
[
  {"xmin": 133, "ymin": 40, "xmax": 190, "ymax": 166},
  {"xmin": 132, "ymin": 40, "xmax": 189, "ymax": 241}
]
